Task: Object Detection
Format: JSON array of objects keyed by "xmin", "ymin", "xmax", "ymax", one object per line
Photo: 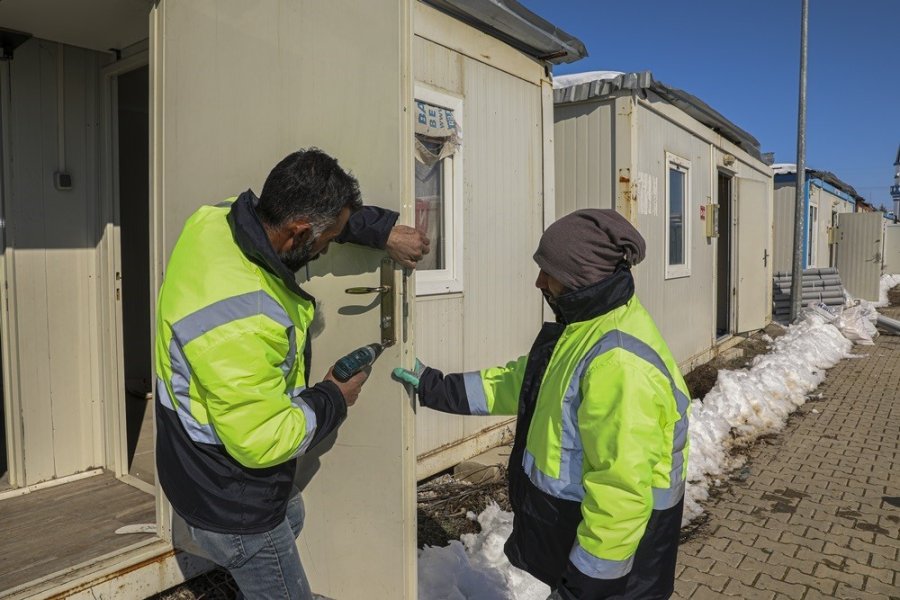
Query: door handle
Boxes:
[
  {"xmin": 345, "ymin": 285, "xmax": 391, "ymax": 294},
  {"xmin": 344, "ymin": 258, "xmax": 396, "ymax": 347}
]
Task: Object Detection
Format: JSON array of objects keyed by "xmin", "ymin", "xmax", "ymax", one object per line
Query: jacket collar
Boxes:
[
  {"xmin": 227, "ymin": 190, "xmax": 314, "ymax": 302},
  {"xmin": 552, "ymin": 266, "xmax": 635, "ymax": 325}
]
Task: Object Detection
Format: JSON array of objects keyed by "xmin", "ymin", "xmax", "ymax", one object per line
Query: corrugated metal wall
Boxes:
[
  {"xmin": 773, "ymin": 182, "xmax": 796, "ymax": 273},
  {"xmin": 554, "ymin": 97, "xmax": 772, "ymax": 367},
  {"xmin": 884, "ymin": 225, "xmax": 900, "ymax": 274},
  {"xmin": 553, "ymin": 102, "xmax": 616, "ymax": 214},
  {"xmin": 773, "ymin": 181, "xmax": 854, "ymax": 273},
  {"xmin": 413, "ymin": 36, "xmax": 544, "ymax": 474},
  {"xmin": 809, "ymin": 185, "xmax": 853, "ymax": 269},
  {"xmin": 5, "ymin": 40, "xmax": 106, "ymax": 485}
]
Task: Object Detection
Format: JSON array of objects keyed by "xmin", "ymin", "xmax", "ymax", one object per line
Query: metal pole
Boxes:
[{"xmin": 790, "ymin": 0, "xmax": 809, "ymax": 322}]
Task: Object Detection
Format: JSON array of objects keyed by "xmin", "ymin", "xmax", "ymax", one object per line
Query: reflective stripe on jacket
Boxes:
[
  {"xmin": 418, "ymin": 268, "xmax": 689, "ymax": 597},
  {"xmin": 155, "ymin": 191, "xmax": 350, "ymax": 534},
  {"xmin": 156, "ymin": 200, "xmax": 320, "ymax": 467}
]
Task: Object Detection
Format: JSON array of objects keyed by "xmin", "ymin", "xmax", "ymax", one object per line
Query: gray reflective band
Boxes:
[
  {"xmin": 289, "ymin": 387, "xmax": 317, "ymax": 458},
  {"xmin": 614, "ymin": 331, "xmax": 690, "ymax": 509},
  {"xmin": 281, "ymin": 327, "xmax": 297, "ymax": 378},
  {"xmin": 172, "ymin": 291, "xmax": 293, "ymax": 345},
  {"xmin": 162, "ymin": 291, "xmax": 298, "ymax": 447},
  {"xmin": 619, "ymin": 332, "xmax": 691, "ymax": 510},
  {"xmin": 570, "ymin": 542, "xmax": 634, "ymax": 579},
  {"xmin": 463, "ymin": 371, "xmax": 490, "ymax": 415},
  {"xmin": 524, "ymin": 449, "xmax": 584, "ymax": 501},
  {"xmin": 653, "ymin": 478, "xmax": 685, "ymax": 507},
  {"xmin": 522, "ymin": 329, "xmax": 689, "ymax": 509},
  {"xmin": 157, "ymin": 377, "xmax": 222, "ymax": 445}
]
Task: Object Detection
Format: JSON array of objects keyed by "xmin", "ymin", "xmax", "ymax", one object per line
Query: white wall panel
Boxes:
[
  {"xmin": 7, "ymin": 40, "xmax": 105, "ymax": 484},
  {"xmin": 413, "ymin": 37, "xmax": 544, "ymax": 473}
]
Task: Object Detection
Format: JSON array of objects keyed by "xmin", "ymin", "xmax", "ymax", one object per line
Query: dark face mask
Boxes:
[{"xmin": 542, "ymin": 289, "xmax": 565, "ymax": 323}]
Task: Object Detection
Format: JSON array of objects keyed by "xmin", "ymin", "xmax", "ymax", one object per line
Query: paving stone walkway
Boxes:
[{"xmin": 674, "ymin": 311, "xmax": 900, "ymax": 599}]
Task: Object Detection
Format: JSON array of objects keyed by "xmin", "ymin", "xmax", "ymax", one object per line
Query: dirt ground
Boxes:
[{"xmin": 154, "ymin": 285, "xmax": 900, "ymax": 599}]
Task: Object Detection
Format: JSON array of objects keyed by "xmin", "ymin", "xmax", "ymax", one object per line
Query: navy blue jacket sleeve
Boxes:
[
  {"xmin": 417, "ymin": 367, "xmax": 474, "ymax": 415},
  {"xmin": 336, "ymin": 206, "xmax": 399, "ymax": 249}
]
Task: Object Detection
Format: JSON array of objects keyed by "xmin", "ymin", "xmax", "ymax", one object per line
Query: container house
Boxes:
[
  {"xmin": 553, "ymin": 71, "xmax": 774, "ymax": 371},
  {"xmin": 0, "ymin": 1, "xmax": 584, "ymax": 597}
]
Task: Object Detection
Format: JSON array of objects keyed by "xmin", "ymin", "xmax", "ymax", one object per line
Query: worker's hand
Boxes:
[
  {"xmin": 324, "ymin": 367, "xmax": 370, "ymax": 407},
  {"xmin": 391, "ymin": 359, "xmax": 426, "ymax": 390},
  {"xmin": 386, "ymin": 225, "xmax": 430, "ymax": 269}
]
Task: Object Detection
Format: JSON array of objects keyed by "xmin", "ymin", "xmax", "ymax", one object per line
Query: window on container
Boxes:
[
  {"xmin": 807, "ymin": 204, "xmax": 818, "ymax": 267},
  {"xmin": 665, "ymin": 153, "xmax": 692, "ymax": 278},
  {"xmin": 414, "ymin": 86, "xmax": 463, "ymax": 295}
]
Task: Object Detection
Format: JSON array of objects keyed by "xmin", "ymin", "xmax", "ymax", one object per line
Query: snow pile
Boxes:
[
  {"xmin": 683, "ymin": 311, "xmax": 851, "ymax": 523},
  {"xmin": 873, "ymin": 273, "xmax": 900, "ymax": 308},
  {"xmin": 552, "ymin": 70, "xmax": 624, "ymax": 89},
  {"xmin": 418, "ymin": 504, "xmax": 549, "ymax": 600},
  {"xmin": 419, "ymin": 312, "xmax": 854, "ymax": 598}
]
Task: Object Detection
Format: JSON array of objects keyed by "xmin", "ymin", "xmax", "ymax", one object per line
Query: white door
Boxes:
[
  {"xmin": 150, "ymin": 2, "xmax": 416, "ymax": 598},
  {"xmin": 835, "ymin": 212, "xmax": 883, "ymax": 301},
  {"xmin": 735, "ymin": 178, "xmax": 770, "ymax": 332}
]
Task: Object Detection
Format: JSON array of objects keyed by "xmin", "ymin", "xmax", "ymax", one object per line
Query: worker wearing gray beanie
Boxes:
[
  {"xmin": 534, "ymin": 208, "xmax": 646, "ymax": 291},
  {"xmin": 395, "ymin": 206, "xmax": 686, "ymax": 600}
]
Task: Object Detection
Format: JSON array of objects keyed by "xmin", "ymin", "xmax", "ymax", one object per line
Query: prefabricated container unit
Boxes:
[
  {"xmin": 771, "ymin": 167, "xmax": 857, "ymax": 272},
  {"xmin": 0, "ymin": 1, "xmax": 584, "ymax": 598},
  {"xmin": 411, "ymin": 1, "xmax": 586, "ymax": 479},
  {"xmin": 553, "ymin": 72, "xmax": 774, "ymax": 371}
]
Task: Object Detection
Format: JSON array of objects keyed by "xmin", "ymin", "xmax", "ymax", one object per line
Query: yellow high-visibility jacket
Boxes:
[{"xmin": 417, "ymin": 268, "xmax": 689, "ymax": 598}]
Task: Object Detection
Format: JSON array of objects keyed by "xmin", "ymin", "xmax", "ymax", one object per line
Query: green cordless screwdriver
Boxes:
[{"xmin": 333, "ymin": 343, "xmax": 385, "ymax": 381}]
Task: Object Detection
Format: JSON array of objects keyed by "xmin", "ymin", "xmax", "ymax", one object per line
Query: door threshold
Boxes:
[{"xmin": 0, "ymin": 468, "xmax": 103, "ymax": 501}]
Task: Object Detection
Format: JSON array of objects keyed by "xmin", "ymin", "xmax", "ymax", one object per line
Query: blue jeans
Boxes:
[{"xmin": 185, "ymin": 493, "xmax": 314, "ymax": 599}]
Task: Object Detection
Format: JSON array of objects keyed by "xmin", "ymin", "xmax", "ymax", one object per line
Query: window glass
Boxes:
[
  {"xmin": 669, "ymin": 167, "xmax": 686, "ymax": 266},
  {"xmin": 414, "ymin": 155, "xmax": 443, "ymax": 271}
]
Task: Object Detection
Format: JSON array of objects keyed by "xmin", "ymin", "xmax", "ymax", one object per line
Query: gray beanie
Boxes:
[{"xmin": 533, "ymin": 209, "xmax": 646, "ymax": 291}]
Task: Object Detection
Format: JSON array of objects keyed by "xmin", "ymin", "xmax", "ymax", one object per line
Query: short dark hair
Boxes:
[{"xmin": 257, "ymin": 148, "xmax": 362, "ymax": 232}]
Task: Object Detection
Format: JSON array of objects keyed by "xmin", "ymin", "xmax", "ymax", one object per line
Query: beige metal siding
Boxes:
[
  {"xmin": 553, "ymin": 101, "xmax": 616, "ymax": 215},
  {"xmin": 884, "ymin": 225, "xmax": 900, "ymax": 274},
  {"xmin": 6, "ymin": 40, "xmax": 105, "ymax": 485},
  {"xmin": 773, "ymin": 182, "xmax": 796, "ymax": 273},
  {"xmin": 554, "ymin": 97, "xmax": 773, "ymax": 367},
  {"xmin": 152, "ymin": 2, "xmax": 416, "ymax": 597},
  {"xmin": 631, "ymin": 103, "xmax": 716, "ymax": 362},
  {"xmin": 413, "ymin": 36, "xmax": 544, "ymax": 474}
]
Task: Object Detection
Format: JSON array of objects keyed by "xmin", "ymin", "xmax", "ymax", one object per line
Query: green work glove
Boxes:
[{"xmin": 392, "ymin": 359, "xmax": 426, "ymax": 390}]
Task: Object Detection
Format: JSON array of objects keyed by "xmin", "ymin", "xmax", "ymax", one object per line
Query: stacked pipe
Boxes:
[{"xmin": 772, "ymin": 267, "xmax": 844, "ymax": 324}]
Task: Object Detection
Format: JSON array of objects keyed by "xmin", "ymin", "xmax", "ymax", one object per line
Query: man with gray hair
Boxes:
[
  {"xmin": 156, "ymin": 148, "xmax": 428, "ymax": 599},
  {"xmin": 395, "ymin": 209, "xmax": 689, "ymax": 599}
]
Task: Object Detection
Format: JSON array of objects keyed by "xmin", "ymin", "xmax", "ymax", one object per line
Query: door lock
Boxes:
[{"xmin": 343, "ymin": 258, "xmax": 396, "ymax": 347}]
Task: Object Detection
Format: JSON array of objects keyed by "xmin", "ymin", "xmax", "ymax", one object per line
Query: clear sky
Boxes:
[{"xmin": 522, "ymin": 0, "xmax": 899, "ymax": 208}]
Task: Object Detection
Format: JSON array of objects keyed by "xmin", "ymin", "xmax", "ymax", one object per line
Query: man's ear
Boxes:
[{"xmin": 281, "ymin": 220, "xmax": 314, "ymax": 252}]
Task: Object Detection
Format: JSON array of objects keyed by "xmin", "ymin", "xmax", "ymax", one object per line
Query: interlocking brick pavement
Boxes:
[{"xmin": 675, "ymin": 309, "xmax": 900, "ymax": 599}]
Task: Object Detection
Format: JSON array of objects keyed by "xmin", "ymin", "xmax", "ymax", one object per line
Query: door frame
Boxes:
[
  {"xmin": 0, "ymin": 59, "xmax": 25, "ymax": 488},
  {"xmin": 716, "ymin": 168, "xmax": 736, "ymax": 338},
  {"xmin": 98, "ymin": 51, "xmax": 154, "ymax": 495}
]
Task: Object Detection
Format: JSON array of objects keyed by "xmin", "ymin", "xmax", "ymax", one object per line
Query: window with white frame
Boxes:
[
  {"xmin": 414, "ymin": 85, "xmax": 463, "ymax": 295},
  {"xmin": 807, "ymin": 204, "xmax": 818, "ymax": 267},
  {"xmin": 665, "ymin": 153, "xmax": 691, "ymax": 278}
]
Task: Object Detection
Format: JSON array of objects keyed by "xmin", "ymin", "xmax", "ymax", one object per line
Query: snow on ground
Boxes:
[
  {"xmin": 419, "ymin": 308, "xmax": 860, "ymax": 600},
  {"xmin": 873, "ymin": 273, "xmax": 900, "ymax": 308}
]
